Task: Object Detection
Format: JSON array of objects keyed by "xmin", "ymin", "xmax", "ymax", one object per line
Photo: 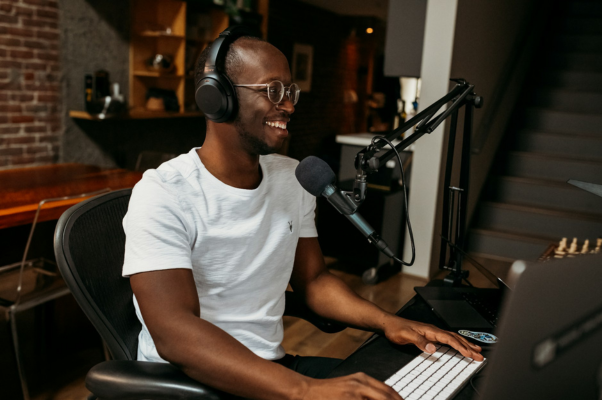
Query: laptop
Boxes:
[{"xmin": 477, "ymin": 254, "xmax": 602, "ymax": 399}]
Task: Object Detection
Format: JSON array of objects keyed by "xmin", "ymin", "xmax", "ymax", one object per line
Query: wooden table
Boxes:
[{"xmin": 0, "ymin": 163, "xmax": 142, "ymax": 230}]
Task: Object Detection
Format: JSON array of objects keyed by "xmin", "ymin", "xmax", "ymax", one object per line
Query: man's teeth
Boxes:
[{"xmin": 266, "ymin": 121, "xmax": 287, "ymax": 130}]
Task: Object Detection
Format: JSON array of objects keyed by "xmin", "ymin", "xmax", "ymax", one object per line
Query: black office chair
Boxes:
[{"xmin": 54, "ymin": 188, "xmax": 344, "ymax": 399}]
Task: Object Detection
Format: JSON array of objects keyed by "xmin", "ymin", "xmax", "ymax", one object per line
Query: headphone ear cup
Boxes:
[{"xmin": 195, "ymin": 75, "xmax": 238, "ymax": 123}]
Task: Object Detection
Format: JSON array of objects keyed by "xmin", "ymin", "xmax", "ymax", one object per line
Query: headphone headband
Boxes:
[{"xmin": 195, "ymin": 25, "xmax": 257, "ymax": 122}]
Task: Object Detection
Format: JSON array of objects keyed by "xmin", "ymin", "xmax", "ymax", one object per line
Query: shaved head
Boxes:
[{"xmin": 194, "ymin": 36, "xmax": 274, "ymax": 85}]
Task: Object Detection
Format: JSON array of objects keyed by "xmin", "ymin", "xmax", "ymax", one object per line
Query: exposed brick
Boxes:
[
  {"xmin": 23, "ymin": 104, "xmax": 46, "ymax": 113},
  {"xmin": 37, "ymin": 93, "xmax": 58, "ymax": 102},
  {"xmin": 0, "ymin": 14, "xmax": 18, "ymax": 24},
  {"xmin": 23, "ymin": 71, "xmax": 34, "ymax": 80},
  {"xmin": 35, "ymin": 115, "xmax": 58, "ymax": 123},
  {"xmin": 11, "ymin": 155, "xmax": 35, "ymax": 165},
  {"xmin": 0, "ymin": 126, "xmax": 21, "ymax": 134},
  {"xmin": 0, "ymin": 147, "xmax": 24, "ymax": 156},
  {"xmin": 36, "ymin": 30, "xmax": 58, "ymax": 40},
  {"xmin": 35, "ymin": 50, "xmax": 58, "ymax": 62},
  {"xmin": 11, "ymin": 115, "xmax": 35, "ymax": 123},
  {"xmin": 0, "ymin": 104, "xmax": 22, "ymax": 113},
  {"xmin": 24, "ymin": 125, "xmax": 46, "ymax": 133},
  {"xmin": 0, "ymin": 37, "xmax": 21, "ymax": 46},
  {"xmin": 49, "ymin": 64, "xmax": 59, "ymax": 72},
  {"xmin": 9, "ymin": 49, "xmax": 35, "ymax": 59},
  {"xmin": 25, "ymin": 144, "xmax": 48, "ymax": 153},
  {"xmin": 35, "ymin": 8, "xmax": 57, "ymax": 19},
  {"xmin": 0, "ymin": 3, "xmax": 13, "ymax": 13},
  {"xmin": 23, "ymin": 39, "xmax": 48, "ymax": 49},
  {"xmin": 38, "ymin": 134, "xmax": 59, "ymax": 143},
  {"xmin": 25, "ymin": 83, "xmax": 59, "ymax": 92},
  {"xmin": 0, "ymin": 115, "xmax": 8, "ymax": 124},
  {"xmin": 0, "ymin": 71, "xmax": 8, "ymax": 80},
  {"xmin": 0, "ymin": 93, "xmax": 8, "ymax": 102},
  {"xmin": 0, "ymin": 48, "xmax": 6, "ymax": 58},
  {"xmin": 0, "ymin": 157, "xmax": 8, "ymax": 167},
  {"xmin": 8, "ymin": 135, "xmax": 37, "ymax": 145},
  {"xmin": 47, "ymin": 0, "xmax": 57, "ymax": 8},
  {"xmin": 10, "ymin": 93, "xmax": 34, "ymax": 101},
  {"xmin": 23, "ymin": 61, "xmax": 46, "ymax": 71},
  {"xmin": 22, "ymin": 17, "xmax": 57, "ymax": 29},
  {"xmin": 23, "ymin": 0, "xmax": 51, "ymax": 6},
  {"xmin": 0, "ymin": 60, "xmax": 21, "ymax": 68},
  {"xmin": 6, "ymin": 27, "xmax": 34, "ymax": 37},
  {"xmin": 14, "ymin": 6, "xmax": 34, "ymax": 16},
  {"xmin": 35, "ymin": 154, "xmax": 53, "ymax": 163}
]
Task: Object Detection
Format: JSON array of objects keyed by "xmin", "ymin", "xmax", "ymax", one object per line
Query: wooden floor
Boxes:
[{"xmin": 30, "ymin": 257, "xmax": 505, "ymax": 400}]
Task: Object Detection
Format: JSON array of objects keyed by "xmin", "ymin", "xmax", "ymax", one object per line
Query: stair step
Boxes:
[
  {"xmin": 549, "ymin": 52, "xmax": 602, "ymax": 72},
  {"xmin": 562, "ymin": 18, "xmax": 602, "ymax": 34},
  {"xmin": 514, "ymin": 130, "xmax": 602, "ymax": 160},
  {"xmin": 505, "ymin": 151, "xmax": 602, "ymax": 182},
  {"xmin": 567, "ymin": 2, "xmax": 602, "ymax": 17},
  {"xmin": 474, "ymin": 202, "xmax": 602, "ymax": 241},
  {"xmin": 524, "ymin": 108, "xmax": 602, "ymax": 134},
  {"xmin": 542, "ymin": 70, "xmax": 602, "ymax": 90},
  {"xmin": 490, "ymin": 176, "xmax": 602, "ymax": 216},
  {"xmin": 532, "ymin": 89, "xmax": 602, "ymax": 113},
  {"xmin": 466, "ymin": 229, "xmax": 551, "ymax": 261},
  {"xmin": 557, "ymin": 34, "xmax": 602, "ymax": 52}
]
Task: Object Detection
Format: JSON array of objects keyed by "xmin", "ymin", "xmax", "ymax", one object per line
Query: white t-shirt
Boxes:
[{"xmin": 122, "ymin": 148, "xmax": 317, "ymax": 362}]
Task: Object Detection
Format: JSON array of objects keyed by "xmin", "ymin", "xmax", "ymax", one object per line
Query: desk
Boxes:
[
  {"xmin": 329, "ymin": 295, "xmax": 488, "ymax": 399},
  {"xmin": 0, "ymin": 163, "xmax": 142, "ymax": 230}
]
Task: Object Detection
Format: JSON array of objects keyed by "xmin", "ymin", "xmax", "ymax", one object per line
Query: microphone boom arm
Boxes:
[{"xmin": 353, "ymin": 79, "xmax": 484, "ymax": 286}]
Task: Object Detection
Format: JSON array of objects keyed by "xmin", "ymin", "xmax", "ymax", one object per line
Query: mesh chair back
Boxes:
[{"xmin": 54, "ymin": 189, "xmax": 140, "ymax": 360}]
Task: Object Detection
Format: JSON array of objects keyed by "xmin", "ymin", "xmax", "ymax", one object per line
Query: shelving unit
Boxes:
[{"xmin": 70, "ymin": 0, "xmax": 269, "ymax": 120}]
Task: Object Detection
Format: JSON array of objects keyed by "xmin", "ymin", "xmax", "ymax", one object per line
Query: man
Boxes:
[{"xmin": 123, "ymin": 34, "xmax": 482, "ymax": 400}]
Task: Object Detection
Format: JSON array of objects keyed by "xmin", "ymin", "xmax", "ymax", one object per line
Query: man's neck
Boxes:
[{"xmin": 197, "ymin": 134, "xmax": 262, "ymax": 190}]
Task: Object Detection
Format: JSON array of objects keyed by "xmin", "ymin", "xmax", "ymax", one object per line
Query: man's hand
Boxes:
[
  {"xmin": 383, "ymin": 317, "xmax": 484, "ymax": 361},
  {"xmin": 302, "ymin": 373, "xmax": 401, "ymax": 400}
]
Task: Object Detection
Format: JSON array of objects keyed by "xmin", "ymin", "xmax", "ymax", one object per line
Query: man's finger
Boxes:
[
  {"xmin": 432, "ymin": 331, "xmax": 482, "ymax": 360},
  {"xmin": 357, "ymin": 374, "xmax": 403, "ymax": 400}
]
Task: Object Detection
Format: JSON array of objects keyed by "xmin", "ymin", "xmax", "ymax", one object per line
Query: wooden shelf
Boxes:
[
  {"xmin": 69, "ymin": 109, "xmax": 203, "ymax": 120},
  {"xmin": 133, "ymin": 70, "xmax": 184, "ymax": 78},
  {"xmin": 137, "ymin": 31, "xmax": 185, "ymax": 39}
]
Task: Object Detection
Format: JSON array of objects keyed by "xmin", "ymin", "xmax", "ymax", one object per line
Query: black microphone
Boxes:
[{"xmin": 295, "ymin": 156, "xmax": 395, "ymax": 258}]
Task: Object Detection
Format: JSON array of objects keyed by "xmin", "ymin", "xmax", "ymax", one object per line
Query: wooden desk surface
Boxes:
[{"xmin": 0, "ymin": 163, "xmax": 142, "ymax": 229}]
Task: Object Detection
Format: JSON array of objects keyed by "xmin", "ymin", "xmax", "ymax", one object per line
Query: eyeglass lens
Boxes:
[{"xmin": 267, "ymin": 81, "xmax": 300, "ymax": 105}]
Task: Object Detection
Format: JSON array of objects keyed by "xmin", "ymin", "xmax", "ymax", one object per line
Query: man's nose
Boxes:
[{"xmin": 277, "ymin": 97, "xmax": 295, "ymax": 114}]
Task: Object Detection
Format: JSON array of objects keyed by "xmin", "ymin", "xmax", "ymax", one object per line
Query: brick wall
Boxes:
[{"xmin": 0, "ymin": 0, "xmax": 61, "ymax": 170}]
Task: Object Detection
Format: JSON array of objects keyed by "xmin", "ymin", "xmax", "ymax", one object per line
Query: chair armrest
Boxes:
[
  {"xmin": 284, "ymin": 291, "xmax": 345, "ymax": 334},
  {"xmin": 86, "ymin": 360, "xmax": 224, "ymax": 400}
]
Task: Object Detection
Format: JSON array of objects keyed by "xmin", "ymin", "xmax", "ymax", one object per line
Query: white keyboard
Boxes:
[{"xmin": 384, "ymin": 345, "xmax": 486, "ymax": 400}]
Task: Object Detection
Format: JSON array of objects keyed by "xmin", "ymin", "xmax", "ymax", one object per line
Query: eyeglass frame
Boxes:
[{"xmin": 233, "ymin": 80, "xmax": 300, "ymax": 105}]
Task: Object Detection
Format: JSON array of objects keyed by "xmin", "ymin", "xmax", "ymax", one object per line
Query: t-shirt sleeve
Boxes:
[
  {"xmin": 299, "ymin": 189, "xmax": 318, "ymax": 238},
  {"xmin": 122, "ymin": 173, "xmax": 192, "ymax": 277}
]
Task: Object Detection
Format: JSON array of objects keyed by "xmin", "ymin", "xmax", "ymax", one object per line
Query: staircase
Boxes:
[{"xmin": 467, "ymin": 1, "xmax": 602, "ymax": 263}]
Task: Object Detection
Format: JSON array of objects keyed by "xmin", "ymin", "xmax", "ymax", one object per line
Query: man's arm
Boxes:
[
  {"xmin": 289, "ymin": 237, "xmax": 484, "ymax": 361},
  {"xmin": 131, "ymin": 268, "xmax": 402, "ymax": 400}
]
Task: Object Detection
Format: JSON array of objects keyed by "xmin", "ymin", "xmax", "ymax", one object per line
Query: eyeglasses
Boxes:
[{"xmin": 233, "ymin": 81, "xmax": 300, "ymax": 106}]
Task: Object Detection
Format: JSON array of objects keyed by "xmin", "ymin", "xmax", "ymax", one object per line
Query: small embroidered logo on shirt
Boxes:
[{"xmin": 288, "ymin": 221, "xmax": 293, "ymax": 232}]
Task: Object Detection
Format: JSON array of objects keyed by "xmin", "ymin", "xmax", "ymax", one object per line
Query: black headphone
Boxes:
[{"xmin": 195, "ymin": 26, "xmax": 256, "ymax": 123}]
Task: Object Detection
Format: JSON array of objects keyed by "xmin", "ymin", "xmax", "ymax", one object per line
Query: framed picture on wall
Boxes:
[{"xmin": 292, "ymin": 43, "xmax": 313, "ymax": 92}]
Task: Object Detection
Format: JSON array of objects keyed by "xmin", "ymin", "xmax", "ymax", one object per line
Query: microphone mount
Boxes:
[{"xmin": 353, "ymin": 79, "xmax": 484, "ymax": 286}]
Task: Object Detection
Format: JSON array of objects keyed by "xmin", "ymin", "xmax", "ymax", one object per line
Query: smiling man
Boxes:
[{"xmin": 122, "ymin": 30, "xmax": 482, "ymax": 400}]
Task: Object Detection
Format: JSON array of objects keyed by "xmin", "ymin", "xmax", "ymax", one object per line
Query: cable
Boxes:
[{"xmin": 371, "ymin": 136, "xmax": 415, "ymax": 266}]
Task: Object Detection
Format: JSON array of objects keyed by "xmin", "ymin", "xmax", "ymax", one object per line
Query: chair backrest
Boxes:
[{"xmin": 54, "ymin": 189, "xmax": 140, "ymax": 361}]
